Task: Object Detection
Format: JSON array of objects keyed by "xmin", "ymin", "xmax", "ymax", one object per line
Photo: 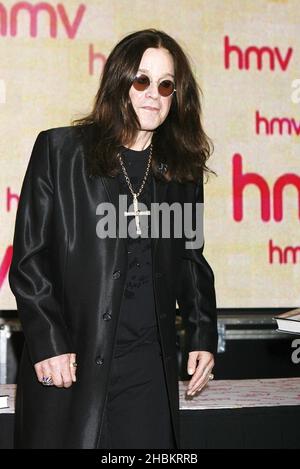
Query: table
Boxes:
[
  {"xmin": 1, "ymin": 379, "xmax": 300, "ymax": 449},
  {"xmin": 179, "ymin": 378, "xmax": 300, "ymax": 448}
]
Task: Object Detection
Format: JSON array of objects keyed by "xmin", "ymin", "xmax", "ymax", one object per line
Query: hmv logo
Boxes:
[
  {"xmin": 0, "ymin": 2, "xmax": 86, "ymax": 39},
  {"xmin": 232, "ymin": 154, "xmax": 300, "ymax": 222},
  {"xmin": 224, "ymin": 36, "xmax": 293, "ymax": 71}
]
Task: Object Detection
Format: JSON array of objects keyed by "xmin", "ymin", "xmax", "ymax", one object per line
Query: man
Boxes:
[{"xmin": 9, "ymin": 29, "xmax": 217, "ymax": 449}]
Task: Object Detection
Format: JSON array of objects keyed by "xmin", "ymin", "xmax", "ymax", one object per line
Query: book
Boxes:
[
  {"xmin": 0, "ymin": 395, "xmax": 9, "ymax": 409},
  {"xmin": 274, "ymin": 308, "xmax": 300, "ymax": 335}
]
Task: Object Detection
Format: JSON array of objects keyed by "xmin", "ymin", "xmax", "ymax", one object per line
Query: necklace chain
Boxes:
[{"xmin": 117, "ymin": 144, "xmax": 153, "ymax": 198}]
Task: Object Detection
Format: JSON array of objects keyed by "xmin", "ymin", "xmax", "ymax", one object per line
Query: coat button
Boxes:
[
  {"xmin": 103, "ymin": 312, "xmax": 112, "ymax": 321},
  {"xmin": 155, "ymin": 272, "xmax": 163, "ymax": 278},
  {"xmin": 136, "ymin": 262, "xmax": 141, "ymax": 268},
  {"xmin": 95, "ymin": 357, "xmax": 104, "ymax": 365},
  {"xmin": 113, "ymin": 270, "xmax": 121, "ymax": 279}
]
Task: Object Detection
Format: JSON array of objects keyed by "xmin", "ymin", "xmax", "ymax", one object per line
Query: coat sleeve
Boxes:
[
  {"xmin": 9, "ymin": 131, "xmax": 74, "ymax": 365},
  {"xmin": 176, "ymin": 175, "xmax": 218, "ymax": 356}
]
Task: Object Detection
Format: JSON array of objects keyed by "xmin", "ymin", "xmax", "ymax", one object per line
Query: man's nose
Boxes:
[{"xmin": 145, "ymin": 82, "xmax": 159, "ymax": 99}]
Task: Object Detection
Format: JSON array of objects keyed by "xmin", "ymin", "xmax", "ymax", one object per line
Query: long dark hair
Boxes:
[{"xmin": 72, "ymin": 28, "xmax": 215, "ymax": 183}]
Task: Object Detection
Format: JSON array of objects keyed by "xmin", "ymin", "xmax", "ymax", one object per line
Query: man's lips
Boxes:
[{"xmin": 142, "ymin": 106, "xmax": 159, "ymax": 111}]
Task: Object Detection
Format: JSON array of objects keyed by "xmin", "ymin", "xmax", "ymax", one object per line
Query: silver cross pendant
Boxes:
[{"xmin": 124, "ymin": 193, "xmax": 150, "ymax": 235}]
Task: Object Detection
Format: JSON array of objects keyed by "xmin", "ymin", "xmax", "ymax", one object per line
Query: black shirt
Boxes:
[{"xmin": 113, "ymin": 144, "xmax": 159, "ymax": 357}]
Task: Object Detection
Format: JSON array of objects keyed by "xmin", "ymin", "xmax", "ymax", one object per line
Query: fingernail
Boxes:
[{"xmin": 188, "ymin": 369, "xmax": 194, "ymax": 375}]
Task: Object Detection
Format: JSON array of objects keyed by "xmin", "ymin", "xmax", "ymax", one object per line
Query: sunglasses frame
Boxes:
[{"xmin": 132, "ymin": 73, "xmax": 176, "ymax": 97}]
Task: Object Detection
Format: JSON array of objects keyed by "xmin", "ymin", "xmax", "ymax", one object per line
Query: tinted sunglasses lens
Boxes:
[
  {"xmin": 158, "ymin": 80, "xmax": 175, "ymax": 97},
  {"xmin": 132, "ymin": 74, "xmax": 150, "ymax": 91},
  {"xmin": 132, "ymin": 75, "xmax": 175, "ymax": 97}
]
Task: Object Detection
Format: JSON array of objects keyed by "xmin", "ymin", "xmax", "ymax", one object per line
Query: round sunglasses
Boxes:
[{"xmin": 132, "ymin": 74, "xmax": 176, "ymax": 97}]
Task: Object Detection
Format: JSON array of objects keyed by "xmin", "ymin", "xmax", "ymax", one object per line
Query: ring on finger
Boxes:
[{"xmin": 42, "ymin": 376, "xmax": 53, "ymax": 386}]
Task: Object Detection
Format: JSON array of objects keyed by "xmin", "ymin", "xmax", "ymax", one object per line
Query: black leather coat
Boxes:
[{"xmin": 9, "ymin": 125, "xmax": 218, "ymax": 449}]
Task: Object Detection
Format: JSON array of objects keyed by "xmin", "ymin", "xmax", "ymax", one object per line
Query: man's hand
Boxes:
[
  {"xmin": 186, "ymin": 351, "xmax": 214, "ymax": 396},
  {"xmin": 34, "ymin": 353, "xmax": 77, "ymax": 388}
]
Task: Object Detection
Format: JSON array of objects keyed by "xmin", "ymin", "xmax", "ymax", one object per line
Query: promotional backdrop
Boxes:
[{"xmin": 0, "ymin": 0, "xmax": 299, "ymax": 309}]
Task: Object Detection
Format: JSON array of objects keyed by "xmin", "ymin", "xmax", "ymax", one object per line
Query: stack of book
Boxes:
[
  {"xmin": 274, "ymin": 308, "xmax": 300, "ymax": 335},
  {"xmin": 0, "ymin": 395, "xmax": 8, "ymax": 410}
]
